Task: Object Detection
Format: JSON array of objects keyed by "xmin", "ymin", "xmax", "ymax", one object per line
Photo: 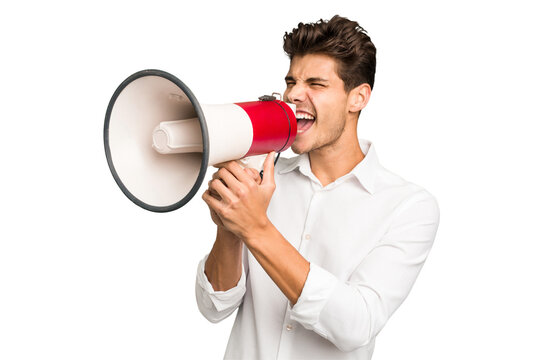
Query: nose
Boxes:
[{"xmin": 284, "ymin": 83, "xmax": 307, "ymax": 104}]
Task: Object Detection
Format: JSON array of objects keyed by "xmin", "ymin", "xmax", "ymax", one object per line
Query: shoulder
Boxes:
[{"xmin": 375, "ymin": 165, "xmax": 440, "ymax": 222}]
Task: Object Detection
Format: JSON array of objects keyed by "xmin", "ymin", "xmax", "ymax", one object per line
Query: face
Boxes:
[{"xmin": 284, "ymin": 53, "xmax": 351, "ymax": 154}]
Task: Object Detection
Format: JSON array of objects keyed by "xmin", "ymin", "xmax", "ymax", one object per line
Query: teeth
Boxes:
[{"xmin": 296, "ymin": 113, "xmax": 315, "ymax": 120}]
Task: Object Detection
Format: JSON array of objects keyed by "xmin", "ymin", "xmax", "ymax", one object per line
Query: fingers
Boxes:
[
  {"xmin": 208, "ymin": 188, "xmax": 221, "ymax": 201},
  {"xmin": 245, "ymin": 168, "xmax": 262, "ymax": 185},
  {"xmin": 208, "ymin": 180, "xmax": 222, "ymax": 200},
  {"xmin": 212, "ymin": 167, "xmax": 244, "ymax": 193},
  {"xmin": 216, "ymin": 167, "xmax": 260, "ymax": 184},
  {"xmin": 208, "ymin": 178, "xmax": 236, "ymax": 204},
  {"xmin": 228, "ymin": 161, "xmax": 255, "ymax": 183},
  {"xmin": 212, "ymin": 162, "xmax": 259, "ymax": 195},
  {"xmin": 211, "ymin": 158, "xmax": 268, "ymax": 192},
  {"xmin": 262, "ymin": 152, "xmax": 276, "ymax": 186},
  {"xmin": 202, "ymin": 190, "xmax": 224, "ymax": 212},
  {"xmin": 214, "ymin": 161, "xmax": 253, "ymax": 184}
]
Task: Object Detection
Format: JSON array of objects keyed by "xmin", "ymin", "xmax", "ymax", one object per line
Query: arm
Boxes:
[
  {"xmin": 290, "ymin": 190, "xmax": 440, "ymax": 351},
  {"xmin": 205, "ymin": 155, "xmax": 439, "ymax": 350},
  {"xmin": 195, "ymin": 257, "xmax": 246, "ymax": 323},
  {"xmin": 244, "ymin": 221, "xmax": 310, "ymax": 305},
  {"xmin": 204, "ymin": 226, "xmax": 243, "ymax": 292},
  {"xmin": 195, "ymin": 228, "xmax": 247, "ymax": 323},
  {"xmin": 195, "ymin": 168, "xmax": 261, "ymax": 323},
  {"xmin": 203, "ymin": 153, "xmax": 310, "ymax": 305}
]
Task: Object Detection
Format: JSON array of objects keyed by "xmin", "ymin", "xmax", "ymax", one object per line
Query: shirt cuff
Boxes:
[
  {"xmin": 290, "ymin": 262, "xmax": 339, "ymax": 331},
  {"xmin": 196, "ymin": 254, "xmax": 247, "ymax": 312}
]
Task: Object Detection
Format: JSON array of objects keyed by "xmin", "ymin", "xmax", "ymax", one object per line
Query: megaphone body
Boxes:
[{"xmin": 104, "ymin": 69, "xmax": 297, "ymax": 212}]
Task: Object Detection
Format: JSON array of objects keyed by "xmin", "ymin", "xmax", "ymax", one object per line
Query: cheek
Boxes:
[
  {"xmin": 313, "ymin": 97, "xmax": 335, "ymax": 122},
  {"xmin": 318, "ymin": 95, "xmax": 346, "ymax": 118}
]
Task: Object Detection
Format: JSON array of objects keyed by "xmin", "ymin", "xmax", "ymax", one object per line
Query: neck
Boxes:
[{"xmin": 308, "ymin": 123, "xmax": 365, "ymax": 187}]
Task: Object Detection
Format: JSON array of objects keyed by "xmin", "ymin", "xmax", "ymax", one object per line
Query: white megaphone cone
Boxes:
[{"xmin": 104, "ymin": 69, "xmax": 297, "ymax": 212}]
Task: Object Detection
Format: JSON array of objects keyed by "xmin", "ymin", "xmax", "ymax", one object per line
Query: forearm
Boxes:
[
  {"xmin": 244, "ymin": 222, "xmax": 310, "ymax": 305},
  {"xmin": 204, "ymin": 226, "xmax": 244, "ymax": 291}
]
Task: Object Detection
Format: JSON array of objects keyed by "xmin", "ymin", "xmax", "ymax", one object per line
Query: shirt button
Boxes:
[
  {"xmin": 286, "ymin": 324, "xmax": 293, "ymax": 331},
  {"xmin": 305, "ymin": 234, "xmax": 311, "ymax": 240}
]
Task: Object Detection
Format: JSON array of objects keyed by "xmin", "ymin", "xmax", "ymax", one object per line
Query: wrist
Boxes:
[
  {"xmin": 217, "ymin": 226, "xmax": 243, "ymax": 246},
  {"xmin": 205, "ymin": 231, "xmax": 244, "ymax": 291},
  {"xmin": 242, "ymin": 217, "xmax": 274, "ymax": 246}
]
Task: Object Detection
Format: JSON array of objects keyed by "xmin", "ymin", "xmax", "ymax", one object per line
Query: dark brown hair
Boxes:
[{"xmin": 283, "ymin": 15, "xmax": 377, "ymax": 91}]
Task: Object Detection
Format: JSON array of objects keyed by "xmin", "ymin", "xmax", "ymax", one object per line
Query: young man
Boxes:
[{"xmin": 196, "ymin": 15, "xmax": 440, "ymax": 359}]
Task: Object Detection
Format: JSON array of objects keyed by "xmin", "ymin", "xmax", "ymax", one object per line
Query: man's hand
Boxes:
[
  {"xmin": 203, "ymin": 152, "xmax": 309, "ymax": 304},
  {"xmin": 205, "ymin": 167, "xmax": 261, "ymax": 228},
  {"xmin": 202, "ymin": 165, "xmax": 262, "ymax": 292},
  {"xmin": 202, "ymin": 152, "xmax": 276, "ymax": 241}
]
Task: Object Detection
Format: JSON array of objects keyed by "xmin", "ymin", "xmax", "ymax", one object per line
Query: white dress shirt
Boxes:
[{"xmin": 196, "ymin": 139, "xmax": 440, "ymax": 359}]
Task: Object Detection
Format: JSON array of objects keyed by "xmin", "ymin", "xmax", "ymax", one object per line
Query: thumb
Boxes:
[{"xmin": 261, "ymin": 151, "xmax": 276, "ymax": 186}]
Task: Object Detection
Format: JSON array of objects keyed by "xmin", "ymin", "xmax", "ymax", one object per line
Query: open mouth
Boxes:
[{"xmin": 296, "ymin": 111, "xmax": 315, "ymax": 134}]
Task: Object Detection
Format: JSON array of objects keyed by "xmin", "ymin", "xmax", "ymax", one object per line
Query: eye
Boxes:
[
  {"xmin": 311, "ymin": 83, "xmax": 326, "ymax": 88},
  {"xmin": 286, "ymin": 81, "xmax": 295, "ymax": 87}
]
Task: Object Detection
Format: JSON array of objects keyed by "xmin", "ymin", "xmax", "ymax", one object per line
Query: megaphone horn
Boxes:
[{"xmin": 104, "ymin": 69, "xmax": 297, "ymax": 213}]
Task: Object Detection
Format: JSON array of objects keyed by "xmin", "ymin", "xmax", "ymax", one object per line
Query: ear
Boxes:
[{"xmin": 347, "ymin": 83, "xmax": 372, "ymax": 113}]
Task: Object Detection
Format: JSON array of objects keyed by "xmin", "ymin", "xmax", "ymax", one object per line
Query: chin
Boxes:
[{"xmin": 291, "ymin": 141, "xmax": 310, "ymax": 155}]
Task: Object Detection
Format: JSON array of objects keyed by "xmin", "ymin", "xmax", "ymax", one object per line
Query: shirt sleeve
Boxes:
[
  {"xmin": 289, "ymin": 190, "xmax": 440, "ymax": 352},
  {"xmin": 195, "ymin": 250, "xmax": 248, "ymax": 323}
]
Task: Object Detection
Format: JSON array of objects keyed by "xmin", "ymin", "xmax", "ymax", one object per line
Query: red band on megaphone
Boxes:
[{"xmin": 235, "ymin": 100, "xmax": 297, "ymax": 156}]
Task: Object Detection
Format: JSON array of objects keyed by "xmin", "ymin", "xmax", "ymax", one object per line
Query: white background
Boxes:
[{"xmin": 1, "ymin": 1, "xmax": 539, "ymax": 359}]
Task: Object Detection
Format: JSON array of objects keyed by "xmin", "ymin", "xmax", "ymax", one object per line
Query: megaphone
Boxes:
[{"xmin": 104, "ymin": 69, "xmax": 297, "ymax": 212}]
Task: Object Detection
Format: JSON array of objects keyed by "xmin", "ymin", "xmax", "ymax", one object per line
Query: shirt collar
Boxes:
[{"xmin": 278, "ymin": 139, "xmax": 380, "ymax": 194}]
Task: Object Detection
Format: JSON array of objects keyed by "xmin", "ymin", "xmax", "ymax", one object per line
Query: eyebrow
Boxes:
[{"xmin": 285, "ymin": 76, "xmax": 329, "ymax": 83}]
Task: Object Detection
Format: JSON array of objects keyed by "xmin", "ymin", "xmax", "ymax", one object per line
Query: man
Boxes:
[{"xmin": 195, "ymin": 15, "xmax": 440, "ymax": 359}]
